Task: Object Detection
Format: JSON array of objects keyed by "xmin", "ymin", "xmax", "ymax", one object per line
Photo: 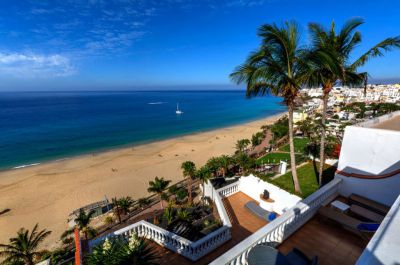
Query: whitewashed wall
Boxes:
[
  {"xmin": 239, "ymin": 175, "xmax": 301, "ymax": 214},
  {"xmin": 336, "ymin": 125, "xmax": 400, "ymax": 206}
]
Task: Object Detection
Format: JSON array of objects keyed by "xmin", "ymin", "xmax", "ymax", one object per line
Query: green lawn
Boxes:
[
  {"xmin": 257, "ymin": 152, "xmax": 306, "ymax": 165},
  {"xmin": 270, "ymin": 162, "xmax": 336, "ymax": 198},
  {"xmin": 279, "ymin": 137, "xmax": 310, "ymax": 153}
]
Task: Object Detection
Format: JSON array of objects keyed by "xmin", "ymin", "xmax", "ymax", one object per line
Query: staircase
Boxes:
[{"xmin": 221, "ymin": 198, "xmax": 236, "ymax": 225}]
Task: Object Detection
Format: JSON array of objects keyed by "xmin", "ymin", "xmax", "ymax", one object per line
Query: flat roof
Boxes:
[{"xmin": 372, "ymin": 115, "xmax": 400, "ymax": 131}]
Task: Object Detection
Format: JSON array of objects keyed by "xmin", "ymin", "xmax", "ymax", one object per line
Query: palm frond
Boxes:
[{"xmin": 350, "ymin": 36, "xmax": 400, "ymax": 69}]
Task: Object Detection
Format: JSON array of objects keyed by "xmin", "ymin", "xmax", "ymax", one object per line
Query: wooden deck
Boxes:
[
  {"xmin": 151, "ymin": 191, "xmax": 268, "ymax": 265},
  {"xmin": 278, "ymin": 215, "xmax": 368, "ymax": 265}
]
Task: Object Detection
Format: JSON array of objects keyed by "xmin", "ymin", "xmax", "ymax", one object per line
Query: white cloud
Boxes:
[{"xmin": 0, "ymin": 52, "xmax": 75, "ymax": 78}]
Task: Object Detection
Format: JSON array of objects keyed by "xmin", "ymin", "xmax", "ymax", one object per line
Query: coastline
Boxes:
[
  {"xmin": 0, "ymin": 112, "xmax": 285, "ymax": 249},
  {"xmin": 2, "ymin": 110, "xmax": 286, "ymax": 172}
]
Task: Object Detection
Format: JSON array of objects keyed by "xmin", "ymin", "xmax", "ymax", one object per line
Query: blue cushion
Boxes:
[
  {"xmin": 268, "ymin": 212, "xmax": 277, "ymax": 221},
  {"xmin": 357, "ymin": 223, "xmax": 380, "ymax": 231}
]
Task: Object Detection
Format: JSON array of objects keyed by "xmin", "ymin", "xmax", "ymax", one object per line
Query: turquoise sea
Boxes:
[{"xmin": 0, "ymin": 90, "xmax": 286, "ymax": 170}]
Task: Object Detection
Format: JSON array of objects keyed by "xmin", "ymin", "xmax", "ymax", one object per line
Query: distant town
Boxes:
[{"xmin": 295, "ymin": 84, "xmax": 400, "ymax": 140}]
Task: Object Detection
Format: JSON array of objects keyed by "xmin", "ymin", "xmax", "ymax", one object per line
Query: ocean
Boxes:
[{"xmin": 0, "ymin": 90, "xmax": 286, "ymax": 170}]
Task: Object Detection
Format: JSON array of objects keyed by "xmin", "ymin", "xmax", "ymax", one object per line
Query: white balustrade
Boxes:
[
  {"xmin": 217, "ymin": 181, "xmax": 240, "ymax": 198},
  {"xmin": 209, "ymin": 178, "xmax": 342, "ymax": 265},
  {"xmin": 88, "ymin": 181, "xmax": 234, "ymax": 261}
]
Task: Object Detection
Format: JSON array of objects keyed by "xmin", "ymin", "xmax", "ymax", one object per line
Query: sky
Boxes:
[{"xmin": 0, "ymin": 0, "xmax": 399, "ymax": 90}]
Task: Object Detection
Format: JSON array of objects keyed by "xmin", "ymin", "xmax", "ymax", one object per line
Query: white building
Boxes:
[
  {"xmin": 83, "ymin": 111, "xmax": 400, "ymax": 265},
  {"xmin": 211, "ymin": 111, "xmax": 400, "ymax": 265}
]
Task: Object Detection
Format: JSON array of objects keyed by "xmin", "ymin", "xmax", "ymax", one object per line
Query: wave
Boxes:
[
  {"xmin": 13, "ymin": 163, "xmax": 40, "ymax": 169},
  {"xmin": 148, "ymin": 102, "xmax": 167, "ymax": 105}
]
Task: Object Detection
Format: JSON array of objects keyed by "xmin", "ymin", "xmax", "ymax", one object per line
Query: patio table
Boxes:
[
  {"xmin": 331, "ymin": 200, "xmax": 350, "ymax": 213},
  {"xmin": 247, "ymin": 245, "xmax": 289, "ymax": 265}
]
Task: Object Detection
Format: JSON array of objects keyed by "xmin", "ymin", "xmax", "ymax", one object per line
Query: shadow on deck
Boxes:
[{"xmin": 278, "ymin": 214, "xmax": 368, "ymax": 265}]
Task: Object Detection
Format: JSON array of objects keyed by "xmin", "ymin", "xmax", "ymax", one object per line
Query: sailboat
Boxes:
[{"xmin": 175, "ymin": 103, "xmax": 183, "ymax": 114}]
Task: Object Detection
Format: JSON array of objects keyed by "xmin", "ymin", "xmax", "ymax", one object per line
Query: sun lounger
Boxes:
[
  {"xmin": 318, "ymin": 206, "xmax": 361, "ymax": 229},
  {"xmin": 245, "ymin": 201, "xmax": 271, "ymax": 221},
  {"xmin": 318, "ymin": 206, "xmax": 379, "ymax": 238},
  {"xmin": 350, "ymin": 204, "xmax": 385, "ymax": 223},
  {"xmin": 349, "ymin": 194, "xmax": 390, "ymax": 216}
]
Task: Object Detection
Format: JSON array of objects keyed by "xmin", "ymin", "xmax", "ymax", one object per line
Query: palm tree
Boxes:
[
  {"xmin": 296, "ymin": 117, "xmax": 315, "ymax": 139},
  {"xmin": 74, "ymin": 209, "xmax": 97, "ymax": 240},
  {"xmin": 112, "ymin": 197, "xmax": 122, "ymax": 224},
  {"xmin": 205, "ymin": 157, "xmax": 220, "ymax": 176},
  {"xmin": 147, "ymin": 177, "xmax": 171, "ymax": 209},
  {"xmin": 116, "ymin": 196, "xmax": 135, "ymax": 215},
  {"xmin": 217, "ymin": 155, "xmax": 231, "ymax": 177},
  {"xmin": 60, "ymin": 228, "xmax": 75, "ymax": 247},
  {"xmin": 195, "ymin": 166, "xmax": 212, "ymax": 200},
  {"xmin": 0, "ymin": 224, "xmax": 51, "ymax": 265},
  {"xmin": 137, "ymin": 197, "xmax": 151, "ymax": 210},
  {"xmin": 305, "ymin": 18, "xmax": 400, "ymax": 186},
  {"xmin": 235, "ymin": 152, "xmax": 255, "ymax": 175},
  {"xmin": 181, "ymin": 161, "xmax": 196, "ymax": 204},
  {"xmin": 231, "ymin": 21, "xmax": 306, "ymax": 193},
  {"xmin": 236, "ymin": 138, "xmax": 251, "ymax": 153}
]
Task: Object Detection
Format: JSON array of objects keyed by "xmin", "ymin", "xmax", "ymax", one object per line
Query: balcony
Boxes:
[
  {"xmin": 145, "ymin": 192, "xmax": 269, "ymax": 265},
  {"xmin": 86, "ymin": 173, "xmax": 396, "ymax": 265},
  {"xmin": 210, "ymin": 178, "xmax": 346, "ymax": 264},
  {"xmin": 278, "ymin": 215, "xmax": 367, "ymax": 265}
]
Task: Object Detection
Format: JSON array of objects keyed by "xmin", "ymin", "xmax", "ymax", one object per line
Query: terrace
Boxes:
[
  {"xmin": 209, "ymin": 177, "xmax": 396, "ymax": 265},
  {"xmin": 84, "ymin": 171, "xmax": 397, "ymax": 265},
  {"xmin": 82, "ymin": 112, "xmax": 400, "ymax": 265},
  {"xmin": 147, "ymin": 192, "xmax": 268, "ymax": 265},
  {"xmin": 210, "ymin": 112, "xmax": 400, "ymax": 265},
  {"xmin": 371, "ymin": 114, "xmax": 400, "ymax": 131}
]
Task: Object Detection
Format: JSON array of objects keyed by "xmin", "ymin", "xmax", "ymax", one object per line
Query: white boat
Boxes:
[{"xmin": 175, "ymin": 103, "xmax": 183, "ymax": 114}]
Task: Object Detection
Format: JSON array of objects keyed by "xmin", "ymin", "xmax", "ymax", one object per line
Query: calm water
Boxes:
[{"xmin": 0, "ymin": 90, "xmax": 285, "ymax": 170}]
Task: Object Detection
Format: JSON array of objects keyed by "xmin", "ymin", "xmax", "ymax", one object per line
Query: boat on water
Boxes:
[{"xmin": 176, "ymin": 103, "xmax": 183, "ymax": 114}]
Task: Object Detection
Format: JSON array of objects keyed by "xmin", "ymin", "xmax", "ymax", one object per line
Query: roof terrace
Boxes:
[
  {"xmin": 371, "ymin": 114, "xmax": 400, "ymax": 131},
  {"xmin": 84, "ymin": 111, "xmax": 400, "ymax": 264},
  {"xmin": 147, "ymin": 192, "xmax": 268, "ymax": 265},
  {"xmin": 355, "ymin": 110, "xmax": 400, "ymax": 131}
]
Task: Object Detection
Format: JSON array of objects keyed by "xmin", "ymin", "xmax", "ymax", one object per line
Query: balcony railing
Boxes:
[
  {"xmin": 209, "ymin": 178, "xmax": 342, "ymax": 265},
  {"xmin": 88, "ymin": 181, "xmax": 232, "ymax": 261},
  {"xmin": 217, "ymin": 181, "xmax": 240, "ymax": 198}
]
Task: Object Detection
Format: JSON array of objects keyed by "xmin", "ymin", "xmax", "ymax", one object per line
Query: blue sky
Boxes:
[{"xmin": 0, "ymin": 0, "xmax": 399, "ymax": 90}]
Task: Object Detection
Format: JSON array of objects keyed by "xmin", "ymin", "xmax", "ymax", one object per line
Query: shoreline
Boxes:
[
  {"xmin": 1, "ymin": 111, "xmax": 286, "ymax": 173},
  {"xmin": 0, "ymin": 112, "xmax": 285, "ymax": 249}
]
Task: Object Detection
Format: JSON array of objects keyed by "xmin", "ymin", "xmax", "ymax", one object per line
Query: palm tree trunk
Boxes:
[
  {"xmin": 113, "ymin": 197, "xmax": 122, "ymax": 223},
  {"xmin": 159, "ymin": 194, "xmax": 163, "ymax": 209},
  {"xmin": 318, "ymin": 87, "xmax": 330, "ymax": 186},
  {"xmin": 26, "ymin": 257, "xmax": 34, "ymax": 265},
  {"xmin": 188, "ymin": 176, "xmax": 192, "ymax": 204},
  {"xmin": 288, "ymin": 104, "xmax": 301, "ymax": 193}
]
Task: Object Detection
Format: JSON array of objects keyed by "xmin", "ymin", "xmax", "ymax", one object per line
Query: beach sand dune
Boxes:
[{"xmin": 0, "ymin": 114, "xmax": 283, "ymax": 249}]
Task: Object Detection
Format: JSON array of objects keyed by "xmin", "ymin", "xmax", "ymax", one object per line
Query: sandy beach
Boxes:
[{"xmin": 0, "ymin": 113, "xmax": 284, "ymax": 249}]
